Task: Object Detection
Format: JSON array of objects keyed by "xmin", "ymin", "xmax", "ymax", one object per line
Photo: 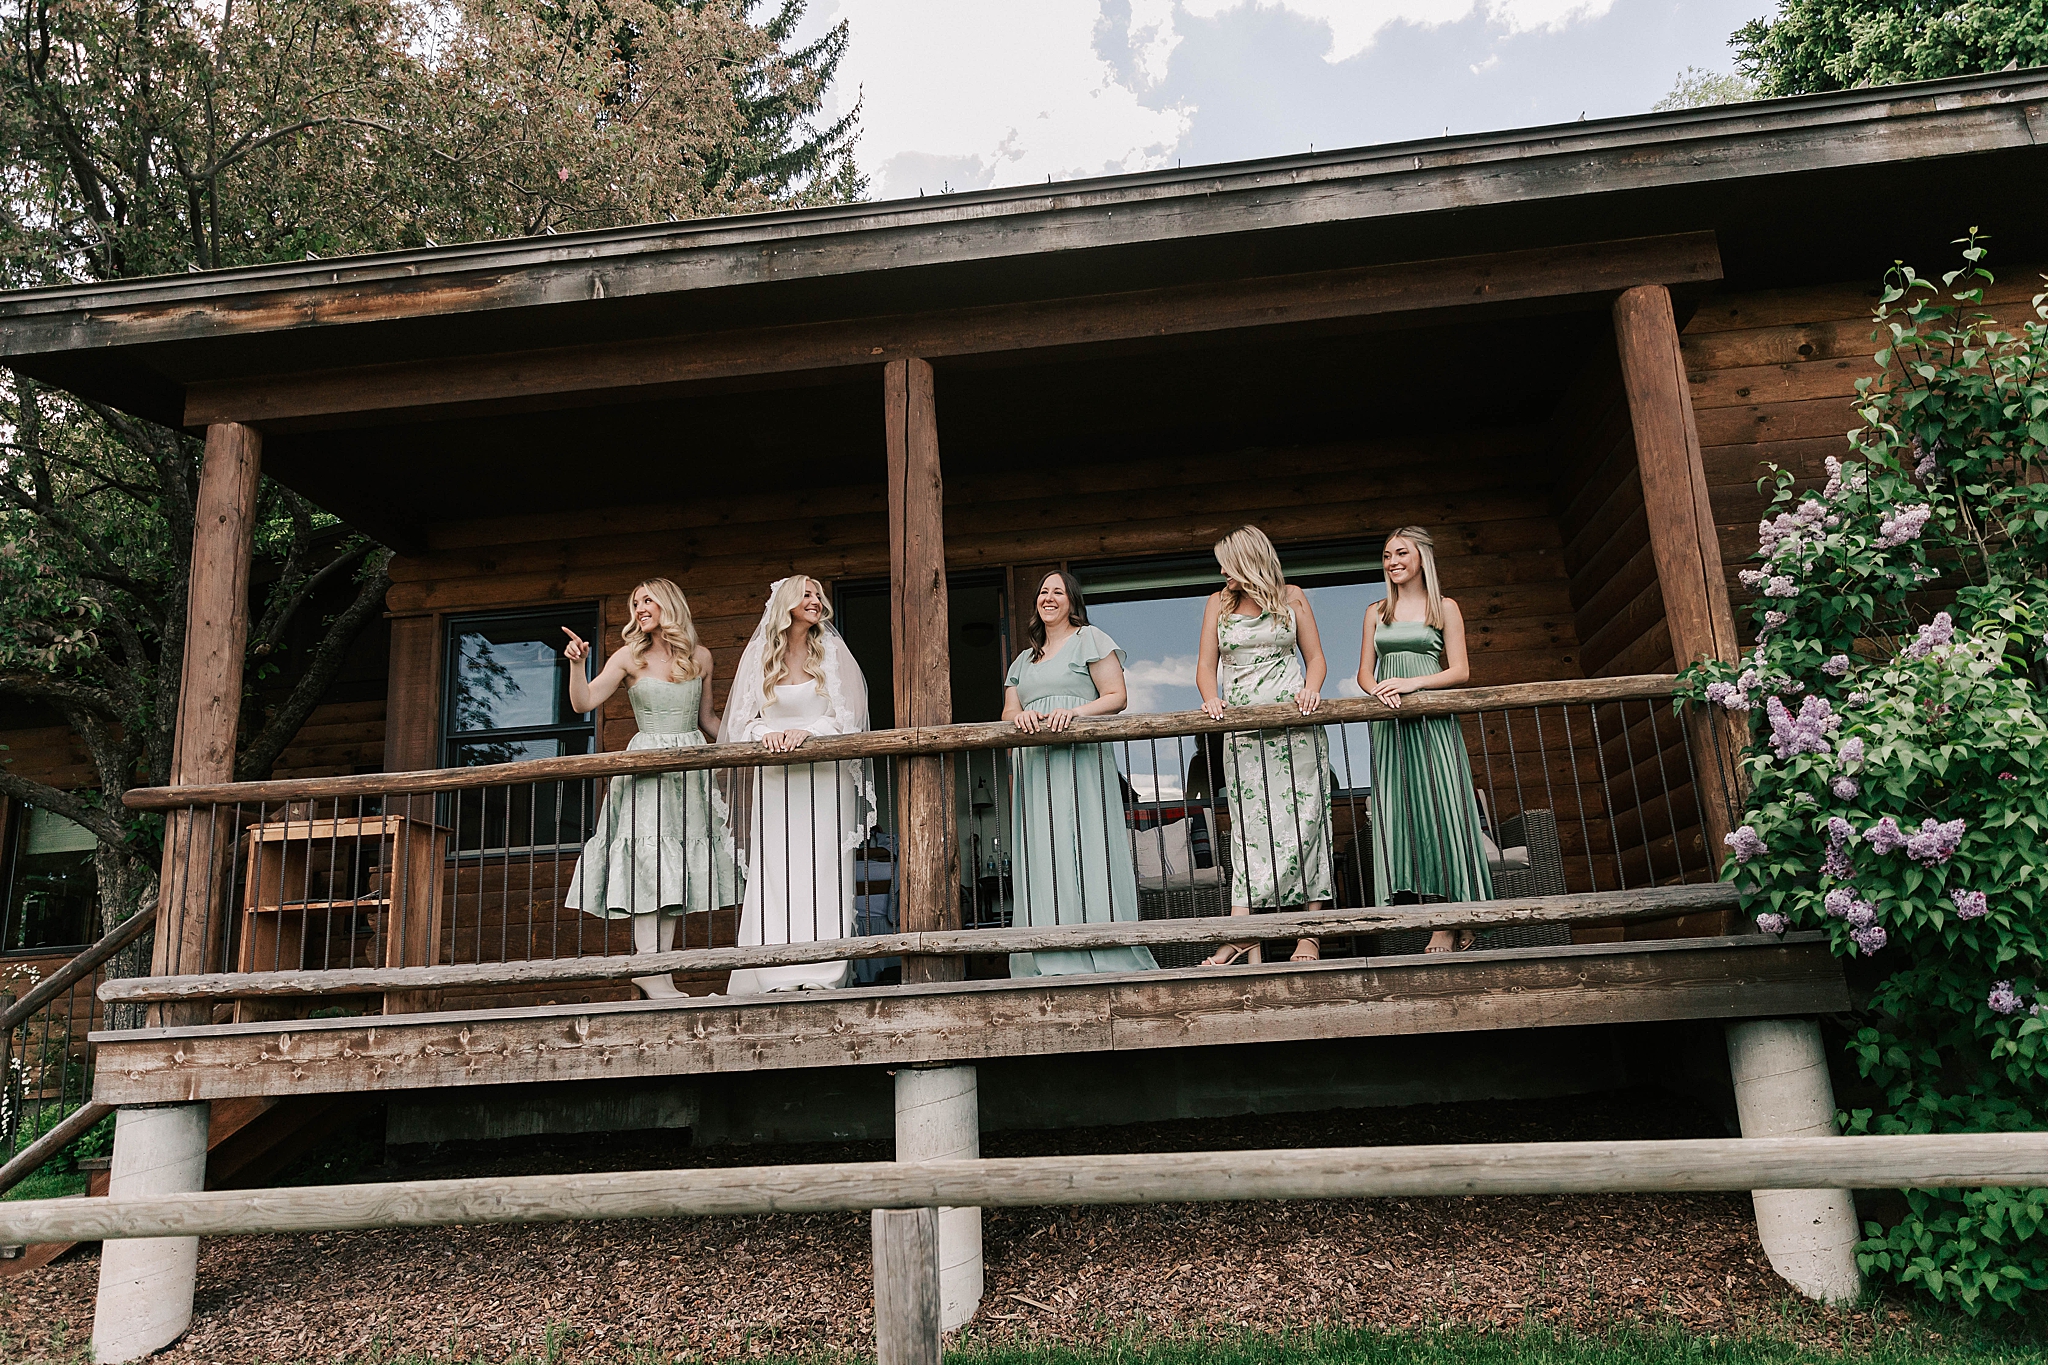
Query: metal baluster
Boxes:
[
  {"xmin": 1616, "ymin": 699, "xmax": 1656, "ymax": 884},
  {"xmin": 1560, "ymin": 703, "xmax": 1598, "ymax": 892}
]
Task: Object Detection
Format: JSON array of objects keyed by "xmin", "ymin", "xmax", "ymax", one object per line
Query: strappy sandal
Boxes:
[
  {"xmin": 1289, "ymin": 938, "xmax": 1321, "ymax": 962},
  {"xmin": 1202, "ymin": 942, "xmax": 1263, "ymax": 967}
]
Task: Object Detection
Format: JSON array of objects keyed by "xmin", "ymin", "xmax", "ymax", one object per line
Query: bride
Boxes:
[{"xmin": 718, "ymin": 576, "xmax": 873, "ymax": 993}]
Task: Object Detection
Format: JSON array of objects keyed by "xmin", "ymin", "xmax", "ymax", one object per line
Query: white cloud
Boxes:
[
  {"xmin": 1122, "ymin": 653, "xmax": 1200, "ymax": 712},
  {"xmin": 816, "ymin": 0, "xmax": 1193, "ymax": 199},
  {"xmin": 1175, "ymin": 0, "xmax": 1618, "ymax": 63}
]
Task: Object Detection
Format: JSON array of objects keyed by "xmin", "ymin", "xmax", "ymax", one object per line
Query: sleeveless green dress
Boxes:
[
  {"xmin": 1005, "ymin": 626, "xmax": 1157, "ymax": 978},
  {"xmin": 1218, "ymin": 609, "xmax": 1334, "ymax": 908},
  {"xmin": 1369, "ymin": 621, "xmax": 1494, "ymax": 905},
  {"xmin": 566, "ymin": 677, "xmax": 740, "ymax": 917}
]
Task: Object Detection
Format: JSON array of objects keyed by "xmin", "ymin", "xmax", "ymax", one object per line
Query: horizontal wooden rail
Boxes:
[
  {"xmin": 98, "ymin": 883, "xmax": 1735, "ymax": 1003},
  {"xmin": 122, "ymin": 675, "xmax": 1682, "ymax": 809},
  {"xmin": 0, "ymin": 1133, "xmax": 2041, "ymax": 1244}
]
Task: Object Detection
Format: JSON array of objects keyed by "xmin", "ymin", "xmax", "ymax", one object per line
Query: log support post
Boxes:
[
  {"xmin": 1725, "ymin": 1019, "xmax": 1863, "ymax": 1303},
  {"xmin": 1613, "ymin": 286, "xmax": 1746, "ymax": 896},
  {"xmin": 152, "ymin": 422, "xmax": 263, "ymax": 1022},
  {"xmin": 896, "ymin": 1064, "xmax": 983, "ymax": 1329},
  {"xmin": 91, "ymin": 1103, "xmax": 210, "ymax": 1362},
  {"xmin": 885, "ymin": 358, "xmax": 960, "ymax": 984},
  {"xmin": 871, "ymin": 1206, "xmax": 941, "ymax": 1365}
]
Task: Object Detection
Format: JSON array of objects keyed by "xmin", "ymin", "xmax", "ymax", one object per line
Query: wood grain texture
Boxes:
[
  {"xmin": 873, "ymin": 1208, "xmax": 940, "ymax": 1365},
  {"xmin": 124, "ymin": 676, "xmax": 1678, "ymax": 809},
  {"xmin": 184, "ymin": 236, "xmax": 1721, "ymax": 428},
  {"xmin": 155, "ymin": 423, "xmax": 263, "ymax": 1022},
  {"xmin": 87, "ymin": 935, "xmax": 1841, "ymax": 1103},
  {"xmin": 100, "ymin": 883, "xmax": 1738, "ymax": 1001},
  {"xmin": 12, "ymin": 1128, "xmax": 2038, "ymax": 1244}
]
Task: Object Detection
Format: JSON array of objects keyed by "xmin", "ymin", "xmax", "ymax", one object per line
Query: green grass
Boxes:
[{"xmin": 14, "ymin": 1317, "xmax": 2036, "ymax": 1365}]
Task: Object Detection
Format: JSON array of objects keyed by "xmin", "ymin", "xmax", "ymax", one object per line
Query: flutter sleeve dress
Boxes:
[
  {"xmin": 565, "ymin": 676, "xmax": 740, "ymax": 919},
  {"xmin": 1368, "ymin": 620, "xmax": 1494, "ymax": 905},
  {"xmin": 1217, "ymin": 608, "xmax": 1334, "ymax": 909},
  {"xmin": 1005, "ymin": 625, "xmax": 1158, "ymax": 978}
]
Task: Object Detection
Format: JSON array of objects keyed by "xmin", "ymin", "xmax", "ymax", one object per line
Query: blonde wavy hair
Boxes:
[
  {"xmin": 1214, "ymin": 525, "xmax": 1291, "ymax": 620},
  {"xmin": 761, "ymin": 575, "xmax": 832, "ymax": 697},
  {"xmin": 1375, "ymin": 525, "xmax": 1447, "ymax": 631},
  {"xmin": 622, "ymin": 579, "xmax": 705, "ymax": 680}
]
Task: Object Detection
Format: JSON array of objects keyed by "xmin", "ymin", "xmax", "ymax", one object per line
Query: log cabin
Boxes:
[{"xmin": 4, "ymin": 67, "xmax": 2048, "ymax": 1352}]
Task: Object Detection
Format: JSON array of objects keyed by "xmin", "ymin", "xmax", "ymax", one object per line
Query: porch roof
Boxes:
[{"xmin": 4, "ymin": 67, "xmax": 2047, "ymax": 432}]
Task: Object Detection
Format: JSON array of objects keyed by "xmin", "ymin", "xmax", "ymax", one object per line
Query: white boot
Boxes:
[{"xmin": 631, "ymin": 912, "xmax": 683, "ymax": 998}]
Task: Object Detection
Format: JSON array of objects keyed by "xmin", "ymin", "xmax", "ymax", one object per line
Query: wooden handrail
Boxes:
[
  {"xmin": 98, "ymin": 884, "xmax": 1738, "ymax": 1003},
  {"xmin": 0, "ymin": 904, "xmax": 156, "ymax": 1034},
  {"xmin": 122, "ymin": 674, "xmax": 1682, "ymax": 810},
  {"xmin": 1, "ymin": 1133, "xmax": 2042, "ymax": 1244}
]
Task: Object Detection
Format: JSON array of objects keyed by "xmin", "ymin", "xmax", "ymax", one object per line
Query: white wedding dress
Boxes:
[{"xmin": 726, "ymin": 680, "xmax": 863, "ymax": 994}]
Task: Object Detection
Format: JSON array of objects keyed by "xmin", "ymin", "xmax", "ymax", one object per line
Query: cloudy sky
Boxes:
[{"xmin": 793, "ymin": 0, "xmax": 1777, "ymax": 202}]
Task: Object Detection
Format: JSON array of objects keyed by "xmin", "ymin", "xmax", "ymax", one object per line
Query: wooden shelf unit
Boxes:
[{"xmin": 236, "ymin": 814, "xmax": 447, "ymax": 1019}]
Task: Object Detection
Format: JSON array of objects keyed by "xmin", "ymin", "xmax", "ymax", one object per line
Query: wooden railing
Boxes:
[{"xmin": 113, "ymin": 674, "xmax": 1741, "ymax": 1018}]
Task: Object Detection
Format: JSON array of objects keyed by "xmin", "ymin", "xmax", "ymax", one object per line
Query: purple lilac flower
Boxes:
[
  {"xmin": 1822, "ymin": 843, "xmax": 1855, "ymax": 879},
  {"xmin": 1760, "ymin": 610, "xmax": 1789, "ymax": 637},
  {"xmin": 1837, "ymin": 737, "xmax": 1864, "ymax": 771},
  {"xmin": 1844, "ymin": 902, "xmax": 1877, "ymax": 930},
  {"xmin": 1826, "ymin": 816, "xmax": 1854, "ymax": 844},
  {"xmin": 1864, "ymin": 816, "xmax": 1908, "ymax": 854},
  {"xmin": 1904, "ymin": 817, "xmax": 1966, "ymax": 865},
  {"xmin": 1822, "ymin": 456, "xmax": 1868, "ymax": 501},
  {"xmin": 1705, "ymin": 681, "xmax": 1751, "ymax": 712},
  {"xmin": 1823, "ymin": 888, "xmax": 1856, "ymax": 918},
  {"xmin": 1754, "ymin": 912, "xmax": 1788, "ymax": 935},
  {"xmin": 1913, "ymin": 440, "xmax": 1939, "ymax": 482},
  {"xmin": 1738, "ymin": 568, "xmax": 1766, "ymax": 590},
  {"xmin": 1902, "ymin": 611, "xmax": 1956, "ymax": 660},
  {"xmin": 1766, "ymin": 695, "xmax": 1839, "ymax": 760},
  {"xmin": 1822, "ymin": 654, "xmax": 1853, "ymax": 678},
  {"xmin": 1830, "ymin": 775, "xmax": 1860, "ymax": 801},
  {"xmin": 1951, "ymin": 889, "xmax": 1989, "ymax": 920},
  {"xmin": 1764, "ymin": 575, "xmax": 1798, "ymax": 599},
  {"xmin": 1875, "ymin": 504, "xmax": 1933, "ymax": 550},
  {"xmin": 1725, "ymin": 825, "xmax": 1769, "ymax": 864},
  {"xmin": 1989, "ymin": 981, "xmax": 2023, "ymax": 1016},
  {"xmin": 1851, "ymin": 924, "xmax": 1888, "ymax": 955}
]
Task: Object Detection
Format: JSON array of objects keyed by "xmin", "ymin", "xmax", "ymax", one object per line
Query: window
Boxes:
[
  {"xmin": 2, "ymin": 802, "xmax": 98, "ymax": 954},
  {"xmin": 1074, "ymin": 540, "xmax": 1387, "ymax": 796},
  {"xmin": 441, "ymin": 607, "xmax": 600, "ymax": 851}
]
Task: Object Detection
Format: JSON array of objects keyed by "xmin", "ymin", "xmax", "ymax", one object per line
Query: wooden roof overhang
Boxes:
[{"xmin": 4, "ymin": 70, "xmax": 2047, "ymax": 549}]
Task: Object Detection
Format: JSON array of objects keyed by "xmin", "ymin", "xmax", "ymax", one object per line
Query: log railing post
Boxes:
[
  {"xmin": 885, "ymin": 358, "xmax": 961, "ymax": 983},
  {"xmin": 152, "ymin": 422, "xmax": 263, "ymax": 1026},
  {"xmin": 1613, "ymin": 286, "xmax": 1746, "ymax": 894}
]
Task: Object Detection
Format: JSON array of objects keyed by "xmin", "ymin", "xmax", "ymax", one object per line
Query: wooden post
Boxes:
[
  {"xmin": 871, "ymin": 1206, "xmax": 941, "ymax": 1365},
  {"xmin": 153, "ymin": 423, "xmax": 263, "ymax": 1026},
  {"xmin": 885, "ymin": 358, "xmax": 960, "ymax": 984},
  {"xmin": 1613, "ymin": 286, "xmax": 1745, "ymax": 892}
]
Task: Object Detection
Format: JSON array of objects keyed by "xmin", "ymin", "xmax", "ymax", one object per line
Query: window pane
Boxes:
[
  {"xmin": 448, "ymin": 736, "xmax": 596, "ymax": 851},
  {"xmin": 447, "ymin": 613, "xmax": 593, "ymax": 736},
  {"xmin": 6, "ymin": 809, "xmax": 97, "ymax": 952}
]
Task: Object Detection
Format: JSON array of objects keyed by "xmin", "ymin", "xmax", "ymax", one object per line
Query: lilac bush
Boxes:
[{"xmin": 1680, "ymin": 240, "xmax": 2048, "ymax": 1315}]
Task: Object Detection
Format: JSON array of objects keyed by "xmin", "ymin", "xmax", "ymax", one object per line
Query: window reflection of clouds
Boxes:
[
  {"xmin": 1090, "ymin": 578, "xmax": 1387, "ymax": 792},
  {"xmin": 453, "ymin": 635, "xmax": 563, "ymax": 732}
]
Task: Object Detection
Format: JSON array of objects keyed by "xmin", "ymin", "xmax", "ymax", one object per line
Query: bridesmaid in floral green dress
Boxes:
[
  {"xmin": 1358, "ymin": 526, "xmax": 1493, "ymax": 952},
  {"xmin": 1003, "ymin": 571, "xmax": 1157, "ymax": 978},
  {"xmin": 1196, "ymin": 526, "xmax": 1333, "ymax": 967}
]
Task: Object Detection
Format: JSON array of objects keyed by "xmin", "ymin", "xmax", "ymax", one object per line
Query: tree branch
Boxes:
[{"xmin": 236, "ymin": 548, "xmax": 392, "ymax": 781}]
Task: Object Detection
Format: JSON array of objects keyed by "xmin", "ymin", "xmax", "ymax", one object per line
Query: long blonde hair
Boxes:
[
  {"xmin": 761, "ymin": 575, "xmax": 831, "ymax": 698},
  {"xmin": 622, "ymin": 578, "xmax": 704, "ymax": 680},
  {"xmin": 1375, "ymin": 525, "xmax": 1447, "ymax": 631},
  {"xmin": 1214, "ymin": 525, "xmax": 1290, "ymax": 620}
]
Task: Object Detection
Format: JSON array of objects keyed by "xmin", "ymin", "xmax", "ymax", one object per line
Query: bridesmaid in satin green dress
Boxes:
[
  {"xmin": 1358, "ymin": 527, "xmax": 1494, "ymax": 952},
  {"xmin": 1002, "ymin": 571, "xmax": 1157, "ymax": 978}
]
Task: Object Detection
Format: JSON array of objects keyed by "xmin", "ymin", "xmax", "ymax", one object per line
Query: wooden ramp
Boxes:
[{"xmin": 91, "ymin": 934, "xmax": 1846, "ymax": 1106}]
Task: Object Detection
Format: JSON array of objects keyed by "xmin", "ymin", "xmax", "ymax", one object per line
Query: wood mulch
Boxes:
[{"xmin": 0, "ymin": 1091, "xmax": 1904, "ymax": 1364}]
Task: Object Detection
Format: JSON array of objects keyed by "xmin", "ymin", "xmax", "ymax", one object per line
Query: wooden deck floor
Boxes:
[{"xmin": 90, "ymin": 934, "xmax": 1847, "ymax": 1106}]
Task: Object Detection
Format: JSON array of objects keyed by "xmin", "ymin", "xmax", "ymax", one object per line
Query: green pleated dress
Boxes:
[
  {"xmin": 1368, "ymin": 621, "xmax": 1494, "ymax": 905},
  {"xmin": 1005, "ymin": 626, "xmax": 1158, "ymax": 978}
]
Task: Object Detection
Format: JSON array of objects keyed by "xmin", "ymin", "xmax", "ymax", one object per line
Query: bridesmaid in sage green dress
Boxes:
[
  {"xmin": 1196, "ymin": 525, "xmax": 1334, "ymax": 967},
  {"xmin": 1003, "ymin": 571, "xmax": 1157, "ymax": 978},
  {"xmin": 1358, "ymin": 526, "xmax": 1493, "ymax": 952},
  {"xmin": 562, "ymin": 579, "xmax": 739, "ymax": 997}
]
